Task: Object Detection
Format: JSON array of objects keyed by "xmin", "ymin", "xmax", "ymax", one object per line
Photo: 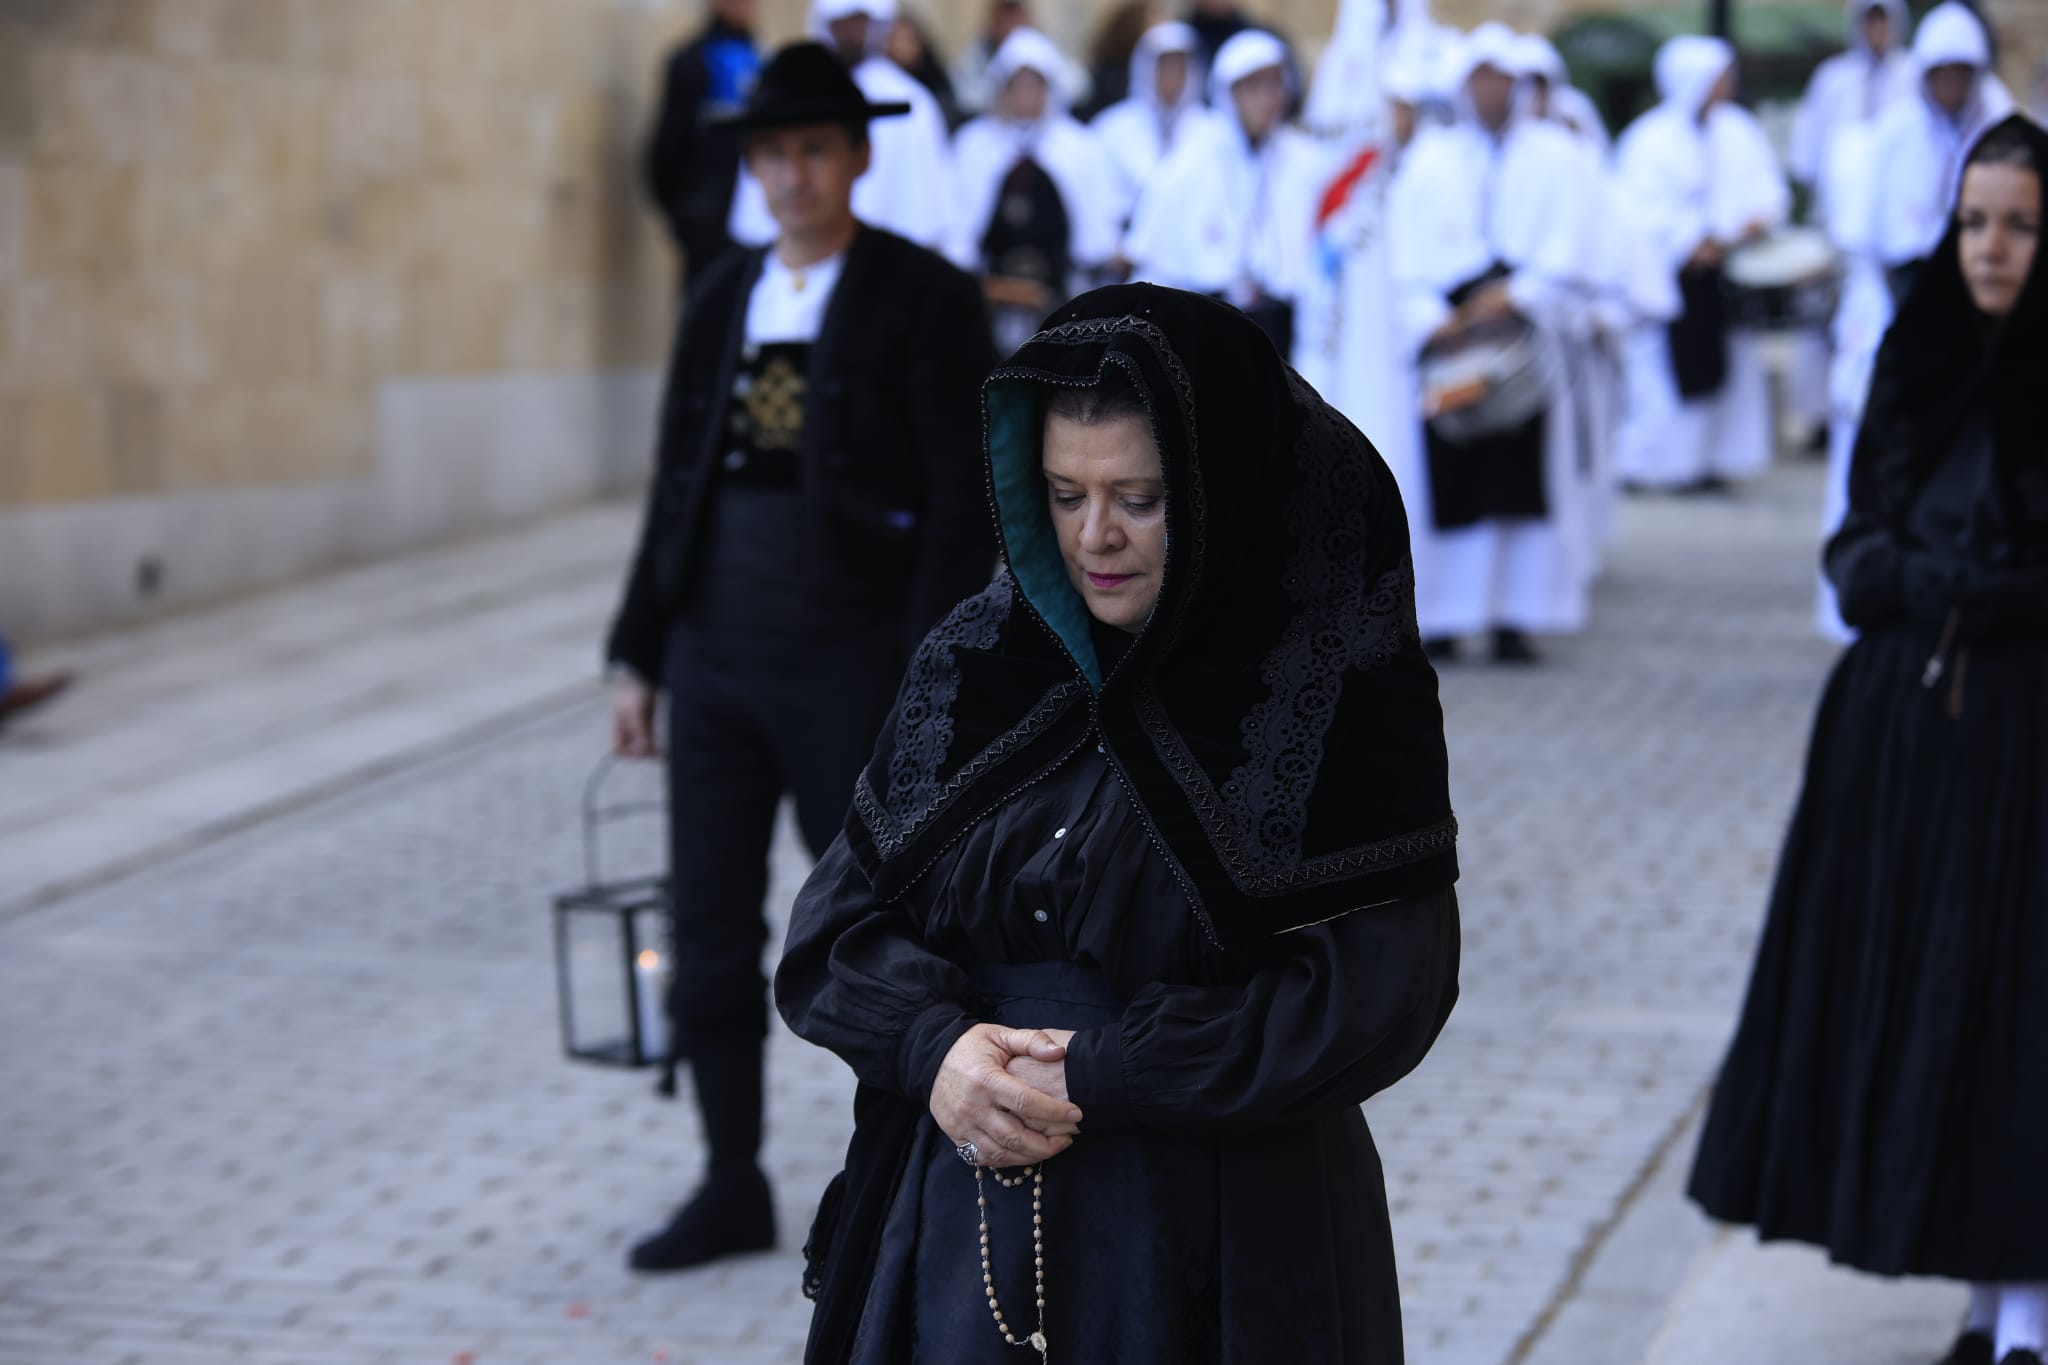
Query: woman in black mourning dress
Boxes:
[
  {"xmin": 774, "ymin": 283, "xmax": 1462, "ymax": 1363},
  {"xmin": 1690, "ymin": 115, "xmax": 2048, "ymax": 1365}
]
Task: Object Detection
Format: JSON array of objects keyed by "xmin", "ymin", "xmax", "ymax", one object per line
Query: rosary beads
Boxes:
[{"xmin": 975, "ymin": 1161, "xmax": 1049, "ymax": 1360}]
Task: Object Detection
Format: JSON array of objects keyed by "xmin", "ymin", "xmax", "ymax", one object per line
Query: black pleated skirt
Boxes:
[{"xmin": 1689, "ymin": 624, "xmax": 2048, "ymax": 1280}]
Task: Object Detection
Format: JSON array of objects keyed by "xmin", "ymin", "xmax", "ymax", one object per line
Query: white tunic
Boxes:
[
  {"xmin": 1788, "ymin": 0, "xmax": 1916, "ymax": 191},
  {"xmin": 949, "ymin": 29, "xmax": 1120, "ymax": 274},
  {"xmin": 1386, "ymin": 109, "xmax": 1594, "ymax": 637},
  {"xmin": 1122, "ymin": 112, "xmax": 1320, "ymax": 308},
  {"xmin": 1613, "ymin": 37, "xmax": 1789, "ymax": 489},
  {"xmin": 1092, "ymin": 22, "xmax": 1216, "ymax": 229}
]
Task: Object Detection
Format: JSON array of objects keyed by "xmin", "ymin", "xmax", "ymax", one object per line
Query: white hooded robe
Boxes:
[
  {"xmin": 1614, "ymin": 36, "xmax": 1790, "ymax": 489},
  {"xmin": 949, "ymin": 28, "xmax": 1120, "ymax": 275},
  {"xmin": 1386, "ymin": 24, "xmax": 1593, "ymax": 639},
  {"xmin": 1123, "ymin": 31, "xmax": 1320, "ymax": 312},
  {"xmin": 1091, "ymin": 22, "xmax": 1218, "ymax": 230}
]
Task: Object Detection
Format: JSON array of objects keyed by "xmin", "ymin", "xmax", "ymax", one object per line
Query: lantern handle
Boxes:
[{"xmin": 580, "ymin": 751, "xmax": 667, "ymax": 887}]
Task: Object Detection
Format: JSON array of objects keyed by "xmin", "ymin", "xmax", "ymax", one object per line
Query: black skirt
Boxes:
[{"xmin": 1688, "ymin": 623, "xmax": 2048, "ymax": 1280}]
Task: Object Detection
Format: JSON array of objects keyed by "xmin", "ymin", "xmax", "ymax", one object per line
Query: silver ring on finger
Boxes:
[{"xmin": 955, "ymin": 1140, "xmax": 981, "ymax": 1166}]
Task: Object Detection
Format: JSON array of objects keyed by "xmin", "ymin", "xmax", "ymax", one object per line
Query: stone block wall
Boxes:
[{"xmin": 0, "ymin": 0, "xmax": 708, "ymax": 641}]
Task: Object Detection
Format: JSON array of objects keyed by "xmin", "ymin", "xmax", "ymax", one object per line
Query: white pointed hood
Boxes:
[
  {"xmin": 1127, "ymin": 20, "xmax": 1203, "ymax": 113},
  {"xmin": 1209, "ymin": 29, "xmax": 1291, "ymax": 105},
  {"xmin": 1912, "ymin": 2, "xmax": 1991, "ymax": 72},
  {"xmin": 1654, "ymin": 34, "xmax": 1735, "ymax": 119}
]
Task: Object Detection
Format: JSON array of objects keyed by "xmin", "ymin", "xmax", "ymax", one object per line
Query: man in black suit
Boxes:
[
  {"xmin": 643, "ymin": 0, "xmax": 761, "ymax": 278},
  {"xmin": 606, "ymin": 41, "xmax": 996, "ymax": 1273}
]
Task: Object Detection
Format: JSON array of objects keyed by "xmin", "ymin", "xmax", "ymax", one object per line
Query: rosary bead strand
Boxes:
[{"xmin": 974, "ymin": 1161, "xmax": 1049, "ymax": 1360}]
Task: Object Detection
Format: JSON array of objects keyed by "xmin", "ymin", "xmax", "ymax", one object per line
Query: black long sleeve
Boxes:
[
  {"xmin": 644, "ymin": 46, "xmax": 708, "ymax": 257},
  {"xmin": 776, "ymin": 835, "xmax": 981, "ymax": 1105},
  {"xmin": 1824, "ymin": 509, "xmax": 1959, "ymax": 632},
  {"xmin": 1061, "ymin": 889, "xmax": 1460, "ymax": 1132}
]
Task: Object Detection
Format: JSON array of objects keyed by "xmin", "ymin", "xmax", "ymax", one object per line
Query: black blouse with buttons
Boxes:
[{"xmin": 778, "ymin": 742, "xmax": 1461, "ymax": 1362}]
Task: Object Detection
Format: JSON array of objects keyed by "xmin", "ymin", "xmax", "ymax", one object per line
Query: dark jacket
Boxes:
[
  {"xmin": 607, "ymin": 226, "xmax": 998, "ymax": 682},
  {"xmin": 643, "ymin": 20, "xmax": 758, "ymax": 275}
]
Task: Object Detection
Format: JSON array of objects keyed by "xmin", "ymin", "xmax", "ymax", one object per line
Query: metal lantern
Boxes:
[{"xmin": 552, "ymin": 755, "xmax": 671, "ymax": 1069}]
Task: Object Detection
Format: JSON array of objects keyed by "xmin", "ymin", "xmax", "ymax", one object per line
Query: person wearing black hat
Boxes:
[{"xmin": 605, "ymin": 41, "xmax": 998, "ymax": 1273}]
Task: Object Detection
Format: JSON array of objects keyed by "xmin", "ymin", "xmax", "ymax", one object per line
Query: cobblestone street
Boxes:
[{"xmin": 0, "ymin": 462, "xmax": 1974, "ymax": 1365}]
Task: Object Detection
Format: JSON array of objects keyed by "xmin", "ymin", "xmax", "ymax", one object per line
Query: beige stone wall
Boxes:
[{"xmin": 0, "ymin": 0, "xmax": 711, "ymax": 638}]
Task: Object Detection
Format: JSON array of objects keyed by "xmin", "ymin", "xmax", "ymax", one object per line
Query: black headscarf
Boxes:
[
  {"xmin": 843, "ymin": 284, "xmax": 1457, "ymax": 950},
  {"xmin": 1853, "ymin": 113, "xmax": 2048, "ymax": 562}
]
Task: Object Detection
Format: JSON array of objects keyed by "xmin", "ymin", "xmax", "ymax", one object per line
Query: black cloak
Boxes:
[
  {"xmin": 779, "ymin": 285, "xmax": 1462, "ymax": 1361},
  {"xmin": 1688, "ymin": 114, "xmax": 2048, "ymax": 1281},
  {"xmin": 846, "ymin": 284, "xmax": 1458, "ymax": 950}
]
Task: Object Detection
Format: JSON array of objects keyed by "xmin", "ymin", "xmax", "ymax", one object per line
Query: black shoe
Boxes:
[
  {"xmin": 1679, "ymin": 473, "xmax": 1732, "ymax": 496},
  {"xmin": 1422, "ymin": 637, "xmax": 1460, "ymax": 662},
  {"xmin": 1997, "ymin": 1350, "xmax": 2045, "ymax": 1365},
  {"xmin": 1491, "ymin": 628, "xmax": 1539, "ymax": 665},
  {"xmin": 0, "ymin": 672, "xmax": 74, "ymax": 729},
  {"xmin": 628, "ymin": 1168, "xmax": 775, "ymax": 1272},
  {"xmin": 1938, "ymin": 1331, "xmax": 1995, "ymax": 1365}
]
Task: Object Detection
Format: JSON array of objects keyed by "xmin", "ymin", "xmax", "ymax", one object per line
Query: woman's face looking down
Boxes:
[
  {"xmin": 1042, "ymin": 411, "xmax": 1167, "ymax": 635},
  {"xmin": 1957, "ymin": 160, "xmax": 2042, "ymax": 319}
]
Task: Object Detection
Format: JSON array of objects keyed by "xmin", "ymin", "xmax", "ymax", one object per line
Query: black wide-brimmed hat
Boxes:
[{"xmin": 720, "ymin": 41, "xmax": 911, "ymax": 131}]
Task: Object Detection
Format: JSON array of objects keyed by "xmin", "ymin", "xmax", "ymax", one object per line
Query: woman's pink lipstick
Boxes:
[{"xmin": 1086, "ymin": 572, "xmax": 1136, "ymax": 589}]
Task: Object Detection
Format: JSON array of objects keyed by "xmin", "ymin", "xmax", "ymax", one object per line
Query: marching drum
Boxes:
[
  {"xmin": 1419, "ymin": 314, "xmax": 1559, "ymax": 444},
  {"xmin": 1723, "ymin": 227, "xmax": 1843, "ymax": 331}
]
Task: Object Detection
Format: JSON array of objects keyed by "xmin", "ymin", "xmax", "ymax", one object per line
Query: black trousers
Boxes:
[{"xmin": 661, "ymin": 617, "xmax": 903, "ymax": 1055}]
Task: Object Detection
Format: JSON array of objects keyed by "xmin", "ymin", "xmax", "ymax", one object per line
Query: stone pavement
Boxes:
[
  {"xmin": 0, "ymin": 503, "xmax": 638, "ymax": 922},
  {"xmin": 0, "ymin": 463, "xmax": 1975, "ymax": 1365}
]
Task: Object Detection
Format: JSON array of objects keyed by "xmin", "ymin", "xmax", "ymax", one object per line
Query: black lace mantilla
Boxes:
[{"xmin": 843, "ymin": 285, "xmax": 1457, "ymax": 945}]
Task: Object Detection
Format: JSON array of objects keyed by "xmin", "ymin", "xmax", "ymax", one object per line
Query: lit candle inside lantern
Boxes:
[{"xmin": 634, "ymin": 948, "xmax": 670, "ymax": 1063}]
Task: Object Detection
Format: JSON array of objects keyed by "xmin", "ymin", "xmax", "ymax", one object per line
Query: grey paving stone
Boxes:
[{"xmin": 0, "ymin": 460, "xmax": 1942, "ymax": 1364}]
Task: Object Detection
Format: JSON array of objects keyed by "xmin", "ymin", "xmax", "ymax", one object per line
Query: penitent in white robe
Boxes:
[
  {"xmin": 948, "ymin": 30, "xmax": 1121, "ymax": 276},
  {"xmin": 1092, "ymin": 23, "xmax": 1217, "ymax": 230},
  {"xmin": 1614, "ymin": 39, "xmax": 1790, "ymax": 490},
  {"xmin": 1387, "ymin": 111, "xmax": 1593, "ymax": 639},
  {"xmin": 1789, "ymin": 0, "xmax": 1917, "ymax": 193},
  {"xmin": 1122, "ymin": 113, "xmax": 1321, "ymax": 311}
]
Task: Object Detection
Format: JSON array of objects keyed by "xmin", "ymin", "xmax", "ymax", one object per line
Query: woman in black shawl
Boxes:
[
  {"xmin": 775, "ymin": 283, "xmax": 1462, "ymax": 1363},
  {"xmin": 1689, "ymin": 115, "xmax": 2048, "ymax": 1365}
]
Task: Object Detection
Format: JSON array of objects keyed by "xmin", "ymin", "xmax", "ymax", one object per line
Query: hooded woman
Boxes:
[
  {"xmin": 1123, "ymin": 30, "xmax": 1322, "ymax": 354},
  {"xmin": 777, "ymin": 283, "xmax": 1462, "ymax": 1363},
  {"xmin": 1816, "ymin": 3, "xmax": 2017, "ymax": 637},
  {"xmin": 1690, "ymin": 115, "xmax": 2048, "ymax": 1365},
  {"xmin": 1613, "ymin": 35, "xmax": 1790, "ymax": 494},
  {"xmin": 950, "ymin": 28, "xmax": 1119, "ymax": 350},
  {"xmin": 1091, "ymin": 21, "xmax": 1214, "ymax": 230}
]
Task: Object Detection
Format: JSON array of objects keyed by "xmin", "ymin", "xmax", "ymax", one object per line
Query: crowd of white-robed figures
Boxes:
[{"xmin": 732, "ymin": 0, "xmax": 2025, "ymax": 650}]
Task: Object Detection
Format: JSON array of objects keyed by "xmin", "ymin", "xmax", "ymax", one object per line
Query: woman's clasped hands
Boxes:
[{"xmin": 929, "ymin": 1025, "xmax": 1081, "ymax": 1168}]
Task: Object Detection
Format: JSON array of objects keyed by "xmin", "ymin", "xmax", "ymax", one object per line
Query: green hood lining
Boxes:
[{"xmin": 987, "ymin": 378, "xmax": 1105, "ymax": 691}]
